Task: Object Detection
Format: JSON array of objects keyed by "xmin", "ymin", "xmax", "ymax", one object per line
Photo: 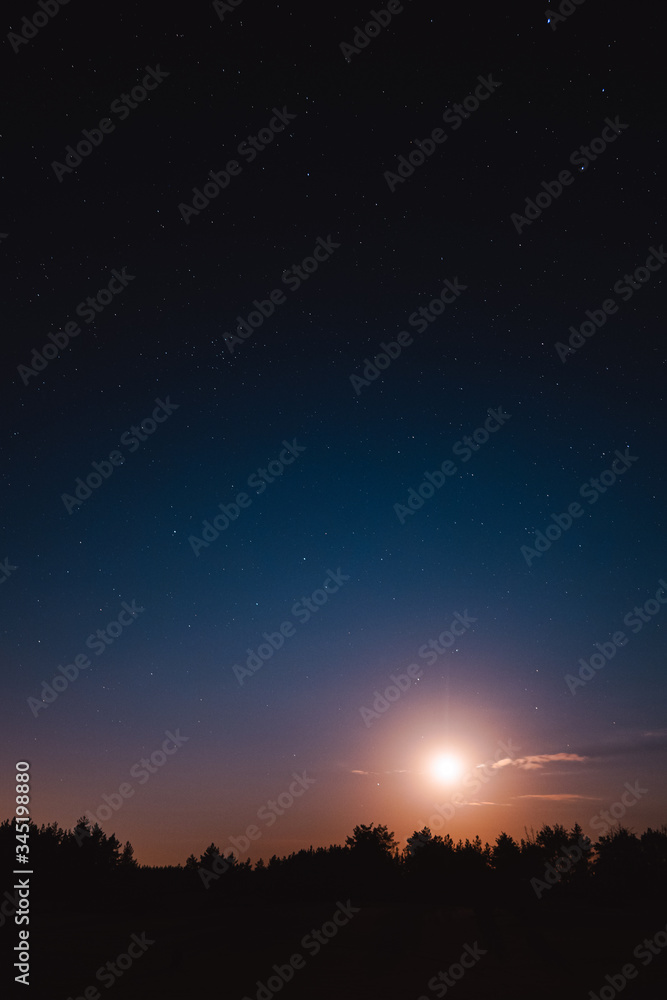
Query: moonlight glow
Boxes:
[{"xmin": 430, "ymin": 754, "xmax": 464, "ymax": 783}]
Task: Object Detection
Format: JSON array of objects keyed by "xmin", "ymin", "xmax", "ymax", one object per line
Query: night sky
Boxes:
[{"xmin": 2, "ymin": 1, "xmax": 665, "ymax": 868}]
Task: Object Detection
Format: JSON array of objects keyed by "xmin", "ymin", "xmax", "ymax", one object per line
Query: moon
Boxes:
[{"xmin": 430, "ymin": 754, "xmax": 463, "ymax": 783}]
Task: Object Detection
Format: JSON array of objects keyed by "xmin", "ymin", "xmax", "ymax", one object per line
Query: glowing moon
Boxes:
[{"xmin": 430, "ymin": 754, "xmax": 463, "ymax": 782}]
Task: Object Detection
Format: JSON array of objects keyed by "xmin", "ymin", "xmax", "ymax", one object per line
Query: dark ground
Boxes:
[{"xmin": 11, "ymin": 898, "xmax": 666, "ymax": 999}]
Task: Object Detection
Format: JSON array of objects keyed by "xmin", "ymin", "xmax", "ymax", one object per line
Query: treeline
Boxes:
[{"xmin": 2, "ymin": 817, "xmax": 666, "ymax": 913}]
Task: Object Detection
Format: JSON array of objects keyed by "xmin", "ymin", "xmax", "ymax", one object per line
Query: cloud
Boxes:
[
  {"xmin": 513, "ymin": 793, "xmax": 600, "ymax": 801},
  {"xmin": 486, "ymin": 752, "xmax": 587, "ymax": 771},
  {"xmin": 349, "ymin": 768, "xmax": 410, "ymax": 776},
  {"xmin": 576, "ymin": 728, "xmax": 667, "ymax": 760},
  {"xmin": 468, "ymin": 800, "xmax": 511, "ymax": 807},
  {"xmin": 349, "ymin": 755, "xmax": 592, "ymax": 813},
  {"xmin": 350, "ymin": 753, "xmax": 588, "ymax": 778}
]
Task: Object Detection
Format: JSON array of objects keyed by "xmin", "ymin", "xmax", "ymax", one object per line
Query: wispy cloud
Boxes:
[
  {"xmin": 468, "ymin": 800, "xmax": 512, "ymax": 807},
  {"xmin": 577, "ymin": 728, "xmax": 667, "ymax": 759},
  {"xmin": 513, "ymin": 793, "xmax": 600, "ymax": 801},
  {"xmin": 487, "ymin": 752, "xmax": 587, "ymax": 771},
  {"xmin": 350, "ymin": 752, "xmax": 588, "ymax": 778},
  {"xmin": 349, "ymin": 768, "xmax": 410, "ymax": 775}
]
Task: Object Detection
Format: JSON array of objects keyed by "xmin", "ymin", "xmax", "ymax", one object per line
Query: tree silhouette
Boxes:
[
  {"xmin": 4, "ymin": 813, "xmax": 666, "ymax": 921},
  {"xmin": 492, "ymin": 831, "xmax": 521, "ymax": 870},
  {"xmin": 344, "ymin": 823, "xmax": 398, "ymax": 901},
  {"xmin": 345, "ymin": 822, "xmax": 397, "ymax": 858},
  {"xmin": 119, "ymin": 840, "xmax": 138, "ymax": 868}
]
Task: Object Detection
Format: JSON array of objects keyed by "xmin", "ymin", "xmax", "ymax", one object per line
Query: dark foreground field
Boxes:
[
  {"xmin": 3, "ymin": 820, "xmax": 666, "ymax": 997},
  {"xmin": 13, "ymin": 898, "xmax": 667, "ymax": 999}
]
